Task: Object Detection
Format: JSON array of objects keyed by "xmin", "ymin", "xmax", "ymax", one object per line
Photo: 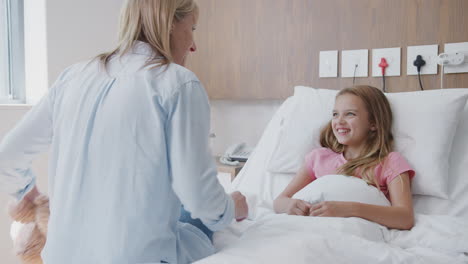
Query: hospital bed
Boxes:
[{"xmin": 196, "ymin": 87, "xmax": 468, "ymax": 264}]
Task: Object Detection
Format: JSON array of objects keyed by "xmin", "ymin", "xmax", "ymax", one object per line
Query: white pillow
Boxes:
[
  {"xmin": 293, "ymin": 174, "xmax": 390, "ymax": 207},
  {"xmin": 267, "ymin": 87, "xmax": 335, "ymax": 174},
  {"xmin": 386, "ymin": 90, "xmax": 467, "ymax": 198},
  {"xmin": 413, "ymin": 89, "xmax": 468, "ymax": 216},
  {"xmin": 267, "ymin": 87, "xmax": 468, "ymax": 199},
  {"xmin": 267, "ymin": 86, "xmax": 337, "ymax": 173}
]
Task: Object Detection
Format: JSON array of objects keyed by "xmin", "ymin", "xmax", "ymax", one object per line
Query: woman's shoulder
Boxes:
[
  {"xmin": 168, "ymin": 63, "xmax": 199, "ymax": 81},
  {"xmin": 153, "ymin": 63, "xmax": 200, "ymax": 84},
  {"xmin": 146, "ymin": 63, "xmax": 203, "ymax": 94},
  {"xmin": 56, "ymin": 60, "xmax": 90, "ymax": 83}
]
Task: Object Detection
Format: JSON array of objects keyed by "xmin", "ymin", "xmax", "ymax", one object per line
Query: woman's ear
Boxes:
[{"xmin": 370, "ymin": 124, "xmax": 377, "ymax": 131}]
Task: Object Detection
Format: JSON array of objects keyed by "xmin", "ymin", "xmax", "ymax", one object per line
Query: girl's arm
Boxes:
[
  {"xmin": 309, "ymin": 172, "xmax": 415, "ymax": 230},
  {"xmin": 273, "ymin": 165, "xmax": 314, "ymax": 215}
]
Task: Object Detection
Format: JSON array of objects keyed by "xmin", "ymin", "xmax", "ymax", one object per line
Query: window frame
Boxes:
[{"xmin": 1, "ymin": 0, "xmax": 25, "ymax": 104}]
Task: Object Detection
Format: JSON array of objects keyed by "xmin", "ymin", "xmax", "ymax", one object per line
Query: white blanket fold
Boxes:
[{"xmin": 196, "ymin": 212, "xmax": 468, "ymax": 264}]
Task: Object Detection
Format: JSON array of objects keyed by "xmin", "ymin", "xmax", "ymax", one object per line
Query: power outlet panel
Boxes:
[
  {"xmin": 444, "ymin": 42, "xmax": 468, "ymax": 74},
  {"xmin": 319, "ymin": 50, "xmax": 338, "ymax": 78},
  {"xmin": 341, "ymin": 49, "xmax": 368, "ymax": 78},
  {"xmin": 372, "ymin": 47, "xmax": 401, "ymax": 77},
  {"xmin": 407, "ymin": 45, "xmax": 438, "ymax": 75}
]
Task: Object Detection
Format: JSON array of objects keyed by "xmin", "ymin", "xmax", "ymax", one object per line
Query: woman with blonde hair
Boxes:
[
  {"xmin": 0, "ymin": 0, "xmax": 247, "ymax": 263},
  {"xmin": 274, "ymin": 85, "xmax": 415, "ymax": 230}
]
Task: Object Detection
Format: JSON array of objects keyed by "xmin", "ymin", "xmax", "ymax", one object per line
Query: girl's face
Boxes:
[
  {"xmin": 170, "ymin": 12, "xmax": 198, "ymax": 66},
  {"xmin": 332, "ymin": 94, "xmax": 376, "ymax": 150}
]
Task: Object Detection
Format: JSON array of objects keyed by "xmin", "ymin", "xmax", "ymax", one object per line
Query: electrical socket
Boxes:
[
  {"xmin": 437, "ymin": 53, "xmax": 465, "ymax": 66},
  {"xmin": 341, "ymin": 49, "xmax": 368, "ymax": 78},
  {"xmin": 372, "ymin": 47, "xmax": 401, "ymax": 77},
  {"xmin": 407, "ymin": 45, "xmax": 438, "ymax": 75},
  {"xmin": 443, "ymin": 42, "xmax": 468, "ymax": 74}
]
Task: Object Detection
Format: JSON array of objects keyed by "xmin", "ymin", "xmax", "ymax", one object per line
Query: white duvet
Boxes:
[
  {"xmin": 196, "ymin": 174, "xmax": 468, "ymax": 264},
  {"xmin": 196, "ymin": 212, "xmax": 468, "ymax": 264}
]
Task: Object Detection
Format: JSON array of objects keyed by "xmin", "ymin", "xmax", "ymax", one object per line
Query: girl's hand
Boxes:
[
  {"xmin": 286, "ymin": 199, "xmax": 312, "ymax": 216},
  {"xmin": 308, "ymin": 201, "xmax": 355, "ymax": 217}
]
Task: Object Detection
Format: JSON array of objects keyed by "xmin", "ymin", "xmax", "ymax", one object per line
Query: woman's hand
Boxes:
[
  {"xmin": 286, "ymin": 198, "xmax": 312, "ymax": 216},
  {"xmin": 308, "ymin": 201, "xmax": 355, "ymax": 217},
  {"xmin": 23, "ymin": 186, "xmax": 40, "ymax": 202},
  {"xmin": 231, "ymin": 191, "xmax": 248, "ymax": 221}
]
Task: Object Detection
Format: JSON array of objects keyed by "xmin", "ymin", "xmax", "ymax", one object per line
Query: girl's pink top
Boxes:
[{"xmin": 304, "ymin": 147, "xmax": 415, "ymax": 199}]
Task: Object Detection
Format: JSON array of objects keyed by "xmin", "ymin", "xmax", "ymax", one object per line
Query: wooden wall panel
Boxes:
[{"xmin": 186, "ymin": 0, "xmax": 468, "ymax": 99}]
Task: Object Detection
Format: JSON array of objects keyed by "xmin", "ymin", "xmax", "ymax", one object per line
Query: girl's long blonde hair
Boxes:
[
  {"xmin": 97, "ymin": 0, "xmax": 198, "ymax": 68},
  {"xmin": 319, "ymin": 85, "xmax": 394, "ymax": 187}
]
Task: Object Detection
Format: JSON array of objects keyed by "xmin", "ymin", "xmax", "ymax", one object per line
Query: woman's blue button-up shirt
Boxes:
[{"xmin": 0, "ymin": 42, "xmax": 234, "ymax": 264}]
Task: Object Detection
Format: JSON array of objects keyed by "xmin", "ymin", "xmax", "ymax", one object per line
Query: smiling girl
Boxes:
[{"xmin": 273, "ymin": 85, "xmax": 415, "ymax": 230}]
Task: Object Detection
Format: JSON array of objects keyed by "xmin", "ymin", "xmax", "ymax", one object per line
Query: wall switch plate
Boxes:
[
  {"xmin": 372, "ymin": 47, "xmax": 401, "ymax": 77},
  {"xmin": 319, "ymin": 50, "xmax": 338, "ymax": 78},
  {"xmin": 407, "ymin": 45, "xmax": 438, "ymax": 75},
  {"xmin": 341, "ymin": 49, "xmax": 368, "ymax": 78},
  {"xmin": 444, "ymin": 42, "xmax": 468, "ymax": 74}
]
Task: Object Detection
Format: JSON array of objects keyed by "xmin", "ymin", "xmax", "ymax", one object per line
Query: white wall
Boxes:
[
  {"xmin": 210, "ymin": 100, "xmax": 282, "ymax": 155},
  {"xmin": 0, "ymin": 1, "xmax": 282, "ymax": 262},
  {"xmin": 46, "ymin": 0, "xmax": 122, "ymax": 82}
]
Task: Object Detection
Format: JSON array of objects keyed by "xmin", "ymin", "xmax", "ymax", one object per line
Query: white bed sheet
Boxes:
[{"xmin": 196, "ymin": 211, "xmax": 468, "ymax": 264}]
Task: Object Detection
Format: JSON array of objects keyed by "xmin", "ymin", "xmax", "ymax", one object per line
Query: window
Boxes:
[{"xmin": 1, "ymin": 0, "xmax": 25, "ymax": 104}]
